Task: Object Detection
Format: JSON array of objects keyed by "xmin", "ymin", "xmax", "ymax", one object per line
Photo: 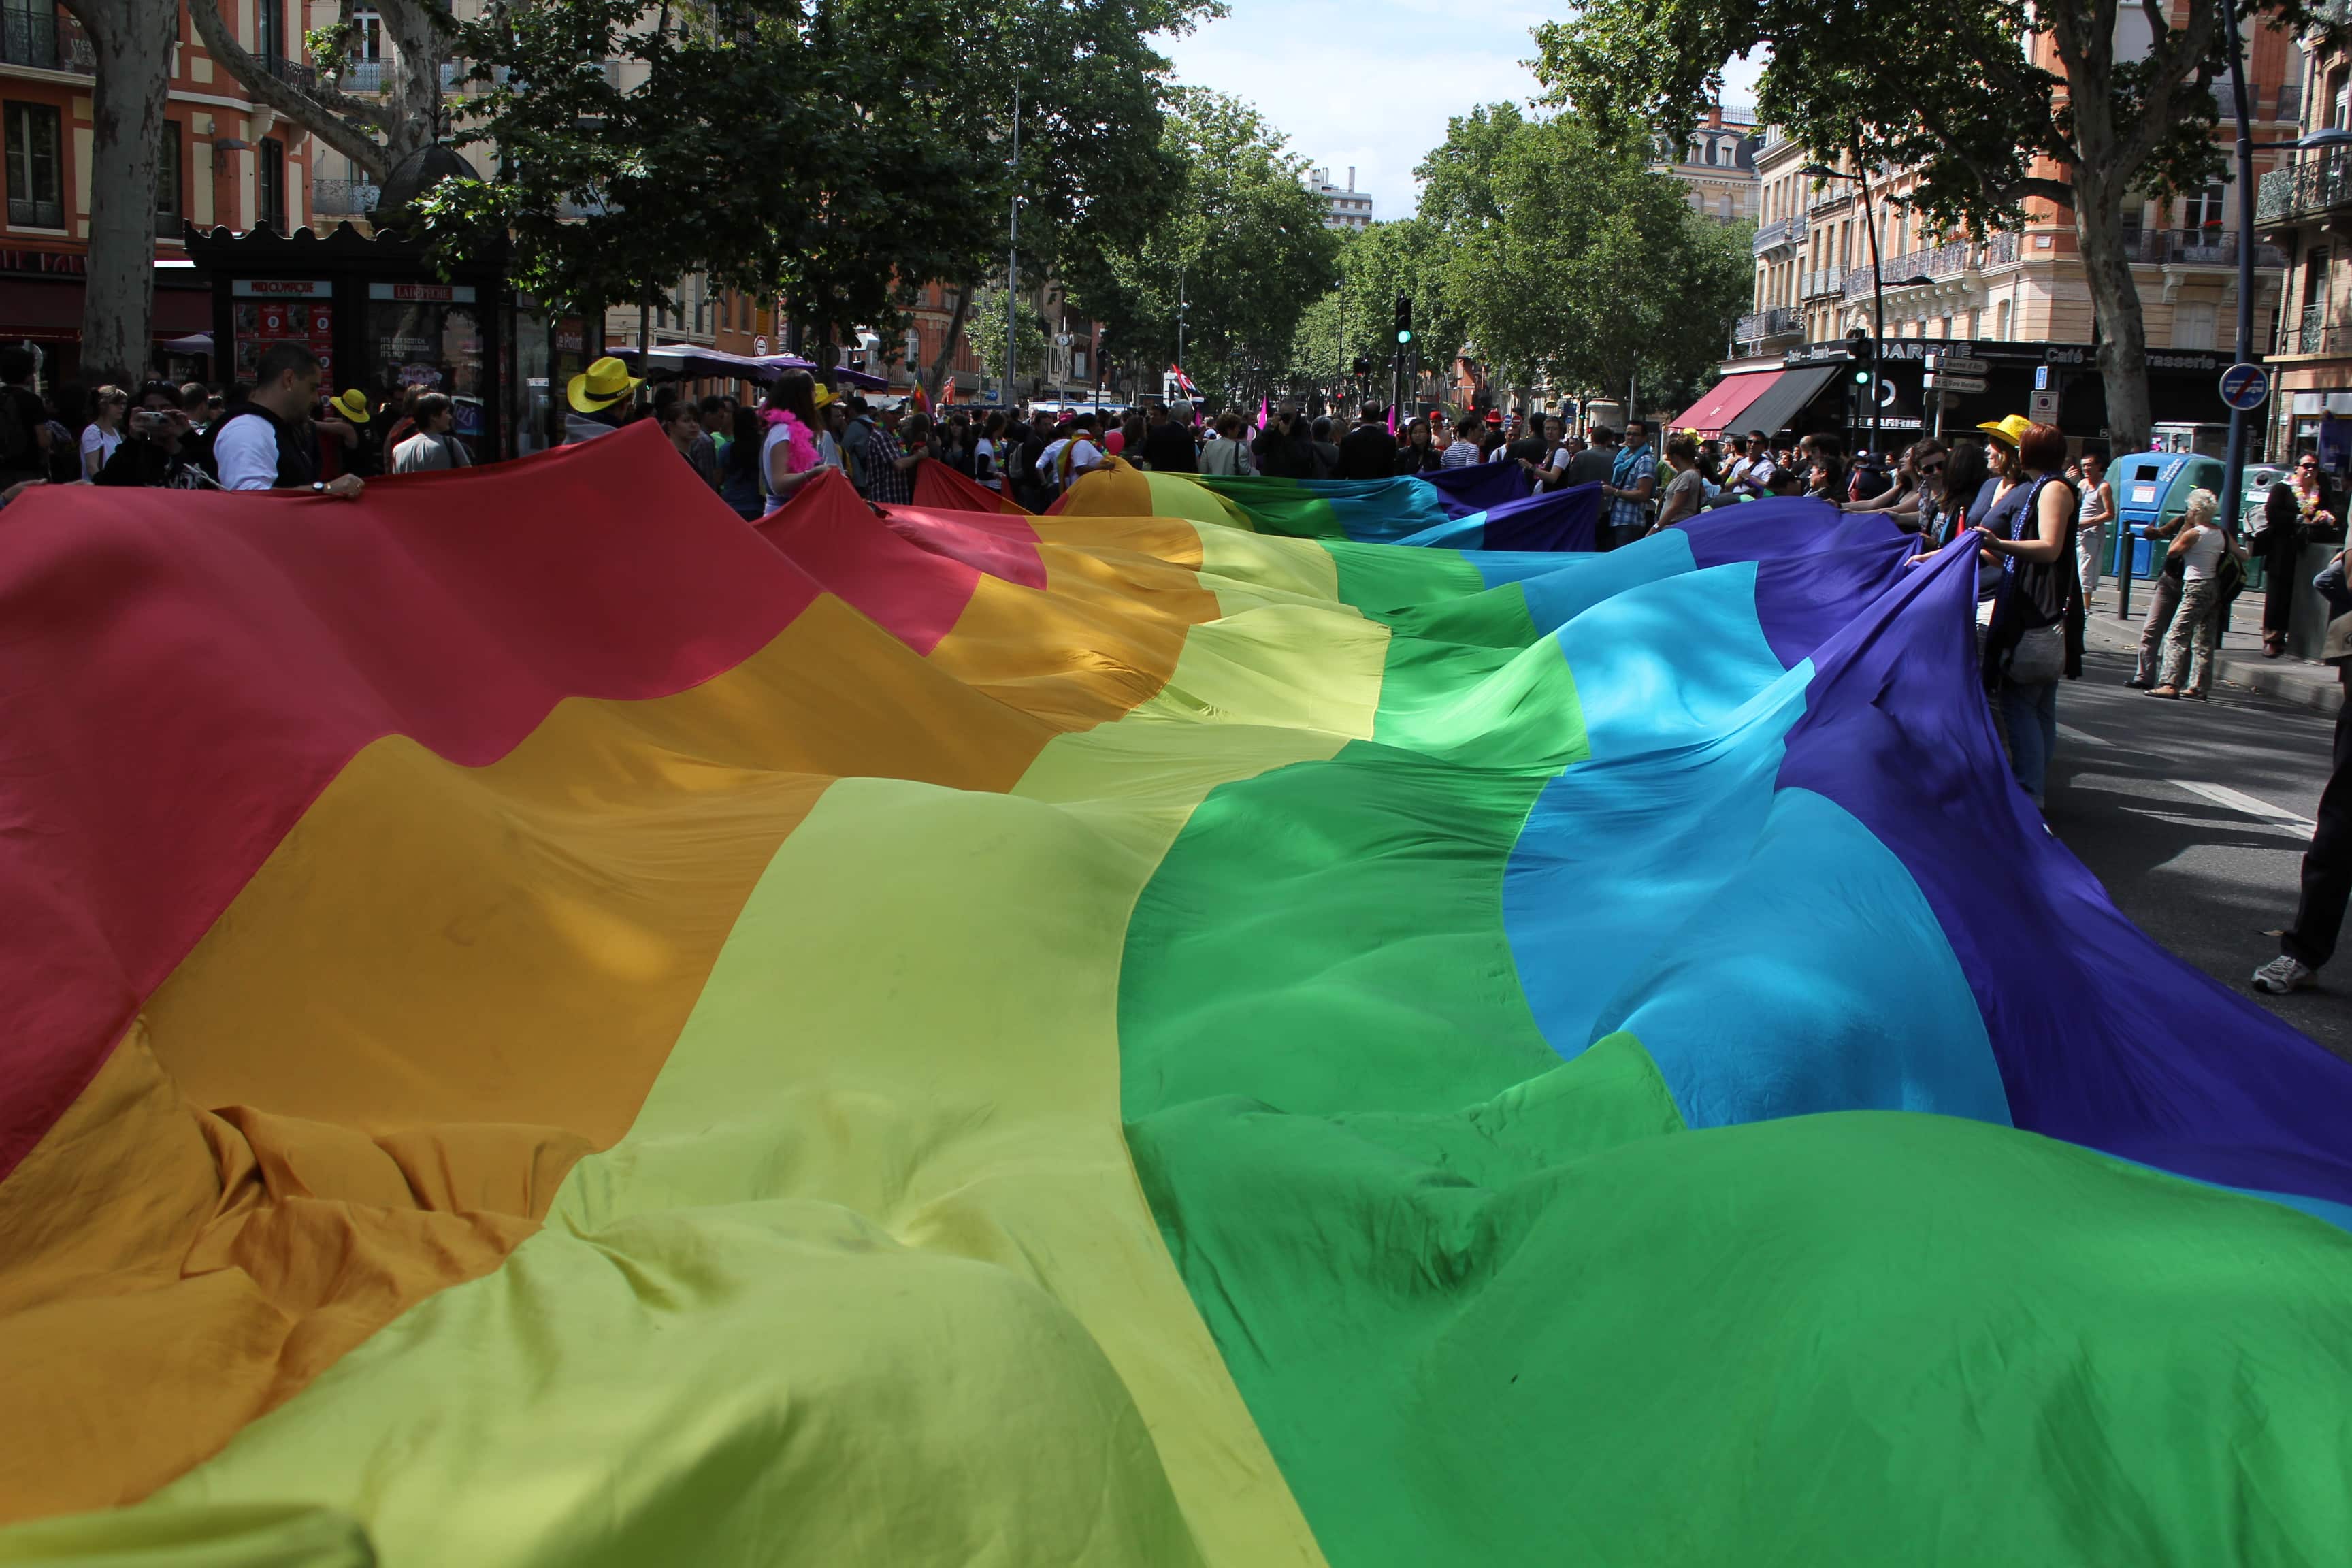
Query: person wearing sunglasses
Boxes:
[{"xmin": 1844, "ymin": 438, "xmax": 1942, "ymax": 530}]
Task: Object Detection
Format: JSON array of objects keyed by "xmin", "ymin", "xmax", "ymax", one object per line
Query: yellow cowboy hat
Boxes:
[
  {"xmin": 1976, "ymin": 414, "xmax": 2034, "ymax": 448},
  {"xmin": 568, "ymin": 355, "xmax": 643, "ymax": 413},
  {"xmin": 811, "ymin": 383, "xmax": 837, "ymax": 410},
  {"xmin": 329, "ymin": 388, "xmax": 370, "ymax": 423}
]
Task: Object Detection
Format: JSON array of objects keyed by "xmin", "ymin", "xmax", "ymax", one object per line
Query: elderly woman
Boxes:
[{"xmin": 2149, "ymin": 488, "xmax": 2247, "ymax": 700}]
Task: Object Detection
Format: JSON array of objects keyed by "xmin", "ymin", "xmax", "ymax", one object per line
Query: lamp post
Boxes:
[
  {"xmin": 1804, "ymin": 161, "xmax": 1890, "ymax": 459},
  {"xmin": 2224, "ymin": 56, "xmax": 2352, "ymax": 536}
]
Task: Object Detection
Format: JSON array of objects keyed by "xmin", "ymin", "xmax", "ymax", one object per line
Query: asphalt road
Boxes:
[{"xmin": 2046, "ymin": 644, "xmax": 2352, "ymax": 1061}]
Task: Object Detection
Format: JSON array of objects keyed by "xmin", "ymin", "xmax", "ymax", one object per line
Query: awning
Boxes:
[
  {"xmin": 610, "ymin": 345, "xmax": 817, "ymax": 383},
  {"xmin": 1727, "ymin": 363, "xmax": 1842, "ymax": 439},
  {"xmin": 1669, "ymin": 368, "xmax": 1784, "ymax": 437}
]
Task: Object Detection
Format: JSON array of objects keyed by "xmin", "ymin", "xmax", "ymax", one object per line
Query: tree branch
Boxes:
[{"xmin": 184, "ymin": 0, "xmax": 395, "ymax": 180}]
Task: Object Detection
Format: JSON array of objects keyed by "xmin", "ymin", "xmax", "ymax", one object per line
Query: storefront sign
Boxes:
[
  {"xmin": 0, "ymin": 249, "xmax": 85, "ymax": 276},
  {"xmin": 233, "ymin": 278, "xmax": 333, "ymax": 298},
  {"xmin": 368, "ymin": 282, "xmax": 478, "ymax": 304}
]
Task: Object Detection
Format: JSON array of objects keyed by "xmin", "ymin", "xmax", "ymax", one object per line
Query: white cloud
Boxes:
[{"xmin": 1158, "ymin": 4, "xmax": 1769, "ymax": 220}]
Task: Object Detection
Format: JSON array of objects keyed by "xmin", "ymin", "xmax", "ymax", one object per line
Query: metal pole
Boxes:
[
  {"xmin": 1005, "ymin": 84, "xmax": 1019, "ymax": 407},
  {"xmin": 1861, "ymin": 161, "xmax": 1884, "ymax": 461},
  {"xmin": 2221, "ymin": 14, "xmax": 2258, "ymax": 651}
]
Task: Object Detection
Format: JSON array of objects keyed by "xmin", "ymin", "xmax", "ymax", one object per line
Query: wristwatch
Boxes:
[{"xmin": 310, "ymin": 481, "xmax": 326, "ymax": 493}]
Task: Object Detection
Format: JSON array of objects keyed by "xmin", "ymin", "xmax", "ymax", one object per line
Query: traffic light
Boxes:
[
  {"xmin": 1394, "ymin": 293, "xmax": 1413, "ymax": 346},
  {"xmin": 1352, "ymin": 356, "xmax": 1371, "ymax": 378},
  {"xmin": 1846, "ymin": 326, "xmax": 1874, "ymax": 385}
]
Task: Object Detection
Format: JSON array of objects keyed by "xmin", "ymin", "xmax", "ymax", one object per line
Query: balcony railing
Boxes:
[
  {"xmin": 2258, "ymin": 151, "xmax": 2352, "ymax": 226},
  {"xmin": 1838, "ymin": 238, "xmax": 1986, "ymax": 299},
  {"xmin": 1799, "ymin": 267, "xmax": 1846, "ymax": 299},
  {"xmin": 1752, "ymin": 214, "xmax": 1806, "ymax": 257},
  {"xmin": 2276, "ymin": 82, "xmax": 2304, "ymax": 124},
  {"xmin": 2125, "ymin": 226, "xmax": 2289, "ymax": 268},
  {"xmin": 311, "ymin": 178, "xmax": 378, "ymax": 216},
  {"xmin": 1, "ymin": 6, "xmax": 90, "ymax": 72},
  {"xmin": 1983, "ymin": 231, "xmax": 2020, "ymax": 265},
  {"xmin": 7, "ymin": 195, "xmax": 61, "ymax": 228},
  {"xmin": 252, "ymin": 52, "xmax": 317, "ymax": 91},
  {"xmin": 2283, "ymin": 303, "xmax": 2352, "ymax": 356},
  {"xmin": 334, "ymin": 58, "xmax": 471, "ymax": 92},
  {"xmin": 1734, "ymin": 306, "xmax": 1803, "ymax": 342}
]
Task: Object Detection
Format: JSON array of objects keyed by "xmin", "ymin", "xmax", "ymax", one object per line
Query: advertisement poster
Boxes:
[{"xmin": 229, "ymin": 279, "xmax": 333, "ymax": 382}]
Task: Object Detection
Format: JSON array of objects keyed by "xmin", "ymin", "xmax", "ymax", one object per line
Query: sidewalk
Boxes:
[{"xmin": 2080, "ymin": 578, "xmax": 2342, "ymax": 714}]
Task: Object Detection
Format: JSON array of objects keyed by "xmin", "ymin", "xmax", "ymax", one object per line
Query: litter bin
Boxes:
[{"xmin": 2110, "ymin": 451, "xmax": 2225, "ymax": 616}]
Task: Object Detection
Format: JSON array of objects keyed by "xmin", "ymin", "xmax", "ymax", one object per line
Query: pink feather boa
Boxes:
[{"xmin": 760, "ymin": 408, "xmax": 819, "ymax": 473}]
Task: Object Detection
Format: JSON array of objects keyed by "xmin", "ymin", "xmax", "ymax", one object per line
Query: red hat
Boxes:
[{"xmin": 1485, "ymin": 409, "xmax": 1503, "ymax": 425}]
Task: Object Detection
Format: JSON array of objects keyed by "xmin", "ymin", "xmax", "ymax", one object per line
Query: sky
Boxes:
[{"xmin": 1156, "ymin": 1, "xmax": 1765, "ymax": 218}]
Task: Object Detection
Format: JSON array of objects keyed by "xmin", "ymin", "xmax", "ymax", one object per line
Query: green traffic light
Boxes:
[
  {"xmin": 1396, "ymin": 329, "xmax": 1412, "ymax": 344},
  {"xmin": 1853, "ymin": 370, "xmax": 1870, "ymax": 384}
]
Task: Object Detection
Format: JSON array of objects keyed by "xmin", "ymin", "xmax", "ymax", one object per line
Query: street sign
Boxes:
[
  {"xmin": 1931, "ymin": 373, "xmax": 1987, "ymax": 395},
  {"xmin": 1940, "ymin": 355, "xmax": 1990, "ymax": 376},
  {"xmin": 2218, "ymin": 361, "xmax": 2272, "ymax": 412},
  {"xmin": 2034, "ymin": 365, "xmax": 2051, "ymax": 391},
  {"xmin": 2029, "ymin": 388, "xmax": 2060, "ymax": 422},
  {"xmin": 754, "ymin": 335, "xmax": 768, "ymax": 355}
]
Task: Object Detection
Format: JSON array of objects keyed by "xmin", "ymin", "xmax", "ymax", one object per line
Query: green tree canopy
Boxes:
[
  {"xmin": 1413, "ymin": 103, "xmax": 1750, "ymax": 411},
  {"xmin": 1539, "ymin": 0, "xmax": 2334, "ymax": 447},
  {"xmin": 1068, "ymin": 88, "xmax": 1341, "ymax": 408}
]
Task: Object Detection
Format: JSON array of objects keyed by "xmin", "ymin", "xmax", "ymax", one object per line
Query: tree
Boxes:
[
  {"xmin": 968, "ymin": 286, "xmax": 1049, "ymax": 387},
  {"xmin": 67, "ymin": 0, "xmax": 178, "ymax": 382},
  {"xmin": 185, "ymin": 0, "xmax": 450, "ymax": 182},
  {"xmin": 1414, "ymin": 103, "xmax": 1750, "ymax": 413},
  {"xmin": 1539, "ymin": 0, "xmax": 2326, "ymax": 451},
  {"xmin": 416, "ymin": 0, "xmax": 1198, "ymax": 385},
  {"xmin": 1069, "ymin": 88, "xmax": 1341, "ymax": 408}
]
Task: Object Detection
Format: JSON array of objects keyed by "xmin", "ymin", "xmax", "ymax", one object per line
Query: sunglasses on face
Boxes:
[{"xmin": 1920, "ymin": 460, "xmax": 1946, "ymax": 474}]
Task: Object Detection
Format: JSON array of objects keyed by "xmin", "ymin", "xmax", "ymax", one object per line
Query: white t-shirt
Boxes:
[
  {"xmin": 1038, "ymin": 438, "xmax": 1069, "ymax": 485},
  {"xmin": 1065, "ymin": 438, "xmax": 1103, "ymax": 479},
  {"xmin": 1547, "ymin": 446, "xmax": 1573, "ymax": 489},
  {"xmin": 79, "ymin": 423, "xmax": 121, "ymax": 480},
  {"xmin": 760, "ymin": 421, "xmax": 815, "ymax": 515},
  {"xmin": 2180, "ymin": 524, "xmax": 2226, "ymax": 580},
  {"xmin": 212, "ymin": 412, "xmax": 283, "ymax": 491},
  {"xmin": 974, "ymin": 436, "xmax": 999, "ymax": 490}
]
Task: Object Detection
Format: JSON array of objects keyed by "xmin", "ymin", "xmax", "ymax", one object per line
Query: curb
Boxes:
[{"xmin": 2080, "ymin": 610, "xmax": 2343, "ymax": 715}]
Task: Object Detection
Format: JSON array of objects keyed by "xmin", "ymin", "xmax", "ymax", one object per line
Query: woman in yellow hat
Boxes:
[{"xmin": 566, "ymin": 355, "xmax": 643, "ymax": 442}]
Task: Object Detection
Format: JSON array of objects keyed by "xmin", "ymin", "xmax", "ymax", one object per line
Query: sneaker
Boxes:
[
  {"xmin": 2125, "ymin": 676, "xmax": 2151, "ymax": 689},
  {"xmin": 2252, "ymin": 955, "xmax": 2317, "ymax": 994}
]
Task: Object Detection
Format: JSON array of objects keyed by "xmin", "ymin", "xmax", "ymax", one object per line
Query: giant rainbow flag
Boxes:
[{"xmin": 4, "ymin": 421, "xmax": 2351, "ymax": 1564}]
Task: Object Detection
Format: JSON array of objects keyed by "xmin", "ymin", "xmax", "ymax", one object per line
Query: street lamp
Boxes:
[
  {"xmin": 2217, "ymin": 42, "xmax": 2352, "ymax": 550},
  {"xmin": 1803, "ymin": 160, "xmax": 1898, "ymax": 457}
]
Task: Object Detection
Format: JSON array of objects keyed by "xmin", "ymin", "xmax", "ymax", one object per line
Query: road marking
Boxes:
[
  {"xmin": 2056, "ymin": 723, "xmax": 2113, "ymax": 749},
  {"xmin": 2170, "ymin": 778, "xmax": 2317, "ymax": 834}
]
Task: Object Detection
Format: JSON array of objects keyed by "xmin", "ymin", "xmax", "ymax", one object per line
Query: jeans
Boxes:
[
  {"xmin": 1997, "ymin": 678, "xmax": 2059, "ymax": 806},
  {"xmin": 2287, "ymin": 691, "xmax": 2352, "ymax": 968},
  {"xmin": 2134, "ymin": 572, "xmax": 2183, "ymax": 683},
  {"xmin": 2159, "ymin": 576, "xmax": 2221, "ymax": 694},
  {"xmin": 2076, "ymin": 523, "xmax": 2104, "ymax": 600}
]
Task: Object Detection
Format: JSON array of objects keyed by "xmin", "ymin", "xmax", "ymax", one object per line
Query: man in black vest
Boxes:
[
  {"xmin": 1336, "ymin": 402, "xmax": 1398, "ymax": 480},
  {"xmin": 212, "ymin": 341, "xmax": 364, "ymax": 497}
]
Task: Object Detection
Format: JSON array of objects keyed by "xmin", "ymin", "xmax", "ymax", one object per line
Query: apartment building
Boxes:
[
  {"xmin": 1655, "ymin": 104, "xmax": 1759, "ymax": 225},
  {"xmin": 0, "ymin": 0, "xmax": 325, "ymax": 380},
  {"xmin": 2255, "ymin": 3, "xmax": 2352, "ymax": 466},
  {"xmin": 1308, "ymin": 167, "xmax": 1375, "ymax": 231},
  {"xmin": 1738, "ymin": 25, "xmax": 2298, "ymax": 377}
]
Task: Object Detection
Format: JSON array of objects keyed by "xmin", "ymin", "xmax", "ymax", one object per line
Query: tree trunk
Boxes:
[
  {"xmin": 376, "ymin": 0, "xmax": 446, "ymax": 171},
  {"xmin": 68, "ymin": 0, "xmax": 176, "ymax": 385},
  {"xmin": 2074, "ymin": 176, "xmax": 2151, "ymax": 455}
]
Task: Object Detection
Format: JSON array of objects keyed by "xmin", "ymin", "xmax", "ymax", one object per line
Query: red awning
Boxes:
[{"xmin": 1669, "ymin": 369, "xmax": 1784, "ymax": 438}]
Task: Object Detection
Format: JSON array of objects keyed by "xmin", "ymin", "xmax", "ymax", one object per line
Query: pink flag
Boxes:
[
  {"xmin": 1387, "ymin": 404, "xmax": 1397, "ymax": 437},
  {"xmin": 1257, "ymin": 397, "xmax": 1269, "ymax": 433}
]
